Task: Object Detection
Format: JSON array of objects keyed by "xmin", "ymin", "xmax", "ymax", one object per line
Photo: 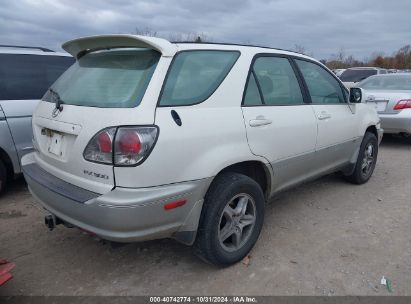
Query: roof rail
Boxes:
[
  {"xmin": 173, "ymin": 41, "xmax": 305, "ymax": 56},
  {"xmin": 0, "ymin": 45, "xmax": 54, "ymax": 52}
]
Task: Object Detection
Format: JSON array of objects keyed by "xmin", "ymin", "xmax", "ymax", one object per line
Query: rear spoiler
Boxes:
[{"xmin": 62, "ymin": 34, "xmax": 178, "ymax": 58}]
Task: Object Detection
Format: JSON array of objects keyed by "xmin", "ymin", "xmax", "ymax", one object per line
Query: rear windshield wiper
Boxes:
[{"xmin": 49, "ymin": 89, "xmax": 64, "ymax": 111}]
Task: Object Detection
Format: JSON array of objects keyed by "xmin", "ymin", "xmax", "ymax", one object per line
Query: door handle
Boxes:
[
  {"xmin": 317, "ymin": 111, "xmax": 332, "ymax": 120},
  {"xmin": 249, "ymin": 116, "xmax": 272, "ymax": 127}
]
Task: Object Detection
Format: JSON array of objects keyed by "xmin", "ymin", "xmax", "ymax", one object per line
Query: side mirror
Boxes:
[{"xmin": 349, "ymin": 87, "xmax": 363, "ymax": 103}]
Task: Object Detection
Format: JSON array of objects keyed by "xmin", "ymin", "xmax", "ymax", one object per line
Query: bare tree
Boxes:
[
  {"xmin": 169, "ymin": 32, "xmax": 212, "ymax": 42},
  {"xmin": 330, "ymin": 47, "xmax": 346, "ymax": 63},
  {"xmin": 293, "ymin": 44, "xmax": 306, "ymax": 54},
  {"xmin": 292, "ymin": 44, "xmax": 314, "ymax": 57},
  {"xmin": 134, "ymin": 27, "xmax": 158, "ymax": 37},
  {"xmin": 134, "ymin": 27, "xmax": 212, "ymax": 42}
]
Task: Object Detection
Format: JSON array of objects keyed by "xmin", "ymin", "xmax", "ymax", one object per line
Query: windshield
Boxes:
[
  {"xmin": 43, "ymin": 48, "xmax": 160, "ymax": 108},
  {"xmin": 340, "ymin": 69, "xmax": 377, "ymax": 82},
  {"xmin": 359, "ymin": 75, "xmax": 411, "ymax": 90}
]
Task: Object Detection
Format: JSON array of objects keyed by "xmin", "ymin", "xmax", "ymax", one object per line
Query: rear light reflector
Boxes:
[
  {"xmin": 394, "ymin": 99, "xmax": 411, "ymax": 110},
  {"xmin": 164, "ymin": 199, "xmax": 187, "ymax": 210},
  {"xmin": 84, "ymin": 126, "xmax": 158, "ymax": 166},
  {"xmin": 98, "ymin": 131, "xmax": 112, "ymax": 153}
]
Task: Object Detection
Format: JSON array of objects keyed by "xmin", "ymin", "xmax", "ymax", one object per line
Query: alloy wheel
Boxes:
[
  {"xmin": 218, "ymin": 193, "xmax": 256, "ymax": 252},
  {"xmin": 361, "ymin": 142, "xmax": 375, "ymax": 176}
]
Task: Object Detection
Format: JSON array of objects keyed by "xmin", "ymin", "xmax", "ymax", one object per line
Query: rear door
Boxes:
[
  {"xmin": 241, "ymin": 54, "xmax": 318, "ymax": 192},
  {"xmin": 0, "ymin": 53, "xmax": 74, "ymax": 162},
  {"xmin": 294, "ymin": 59, "xmax": 358, "ymax": 171}
]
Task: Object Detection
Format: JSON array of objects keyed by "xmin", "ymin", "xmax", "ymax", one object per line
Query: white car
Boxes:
[{"xmin": 22, "ymin": 35, "xmax": 383, "ymax": 266}]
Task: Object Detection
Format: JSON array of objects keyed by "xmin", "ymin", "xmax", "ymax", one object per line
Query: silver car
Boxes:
[
  {"xmin": 340, "ymin": 67, "xmax": 388, "ymax": 89},
  {"xmin": 0, "ymin": 45, "xmax": 74, "ymax": 194},
  {"xmin": 359, "ymin": 74, "xmax": 411, "ymax": 135}
]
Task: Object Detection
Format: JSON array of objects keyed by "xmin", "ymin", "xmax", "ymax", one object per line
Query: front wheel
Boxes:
[
  {"xmin": 194, "ymin": 173, "xmax": 265, "ymax": 267},
  {"xmin": 345, "ymin": 132, "xmax": 378, "ymax": 184}
]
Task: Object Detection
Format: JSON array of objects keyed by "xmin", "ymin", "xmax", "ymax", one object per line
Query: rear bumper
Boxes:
[
  {"xmin": 22, "ymin": 154, "xmax": 212, "ymax": 244},
  {"xmin": 379, "ymin": 110, "xmax": 411, "ymax": 134}
]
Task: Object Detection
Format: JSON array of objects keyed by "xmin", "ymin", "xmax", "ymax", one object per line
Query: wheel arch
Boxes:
[
  {"xmin": 365, "ymin": 125, "xmax": 378, "ymax": 138},
  {"xmin": 214, "ymin": 160, "xmax": 272, "ymax": 199}
]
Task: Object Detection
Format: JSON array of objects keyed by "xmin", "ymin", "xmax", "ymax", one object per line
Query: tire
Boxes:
[
  {"xmin": 194, "ymin": 172, "xmax": 265, "ymax": 267},
  {"xmin": 0, "ymin": 159, "xmax": 7, "ymax": 195},
  {"xmin": 345, "ymin": 132, "xmax": 378, "ymax": 185}
]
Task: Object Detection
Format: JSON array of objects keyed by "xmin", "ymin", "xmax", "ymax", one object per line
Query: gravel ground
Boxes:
[{"xmin": 0, "ymin": 135, "xmax": 410, "ymax": 296}]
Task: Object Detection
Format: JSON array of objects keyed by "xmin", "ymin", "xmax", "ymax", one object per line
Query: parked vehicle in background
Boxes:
[
  {"xmin": 340, "ymin": 67, "xmax": 388, "ymax": 89},
  {"xmin": 333, "ymin": 68, "xmax": 346, "ymax": 77},
  {"xmin": 22, "ymin": 35, "xmax": 382, "ymax": 266},
  {"xmin": 358, "ymin": 74, "xmax": 411, "ymax": 136},
  {"xmin": 0, "ymin": 45, "xmax": 74, "ymax": 194},
  {"xmin": 388, "ymin": 69, "xmax": 398, "ymax": 74}
]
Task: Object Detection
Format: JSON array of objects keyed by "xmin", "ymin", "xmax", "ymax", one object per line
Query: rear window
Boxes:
[
  {"xmin": 43, "ymin": 48, "xmax": 160, "ymax": 108},
  {"xmin": 0, "ymin": 54, "xmax": 74, "ymax": 100},
  {"xmin": 359, "ymin": 75, "xmax": 411, "ymax": 90},
  {"xmin": 159, "ymin": 50, "xmax": 240, "ymax": 106},
  {"xmin": 340, "ymin": 69, "xmax": 377, "ymax": 82}
]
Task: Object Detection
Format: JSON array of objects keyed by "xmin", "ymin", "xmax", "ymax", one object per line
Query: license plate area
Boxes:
[
  {"xmin": 367, "ymin": 100, "xmax": 388, "ymax": 112},
  {"xmin": 45, "ymin": 130, "xmax": 64, "ymax": 157}
]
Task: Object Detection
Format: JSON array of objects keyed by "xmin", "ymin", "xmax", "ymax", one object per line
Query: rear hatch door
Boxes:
[{"xmin": 31, "ymin": 35, "xmax": 176, "ymax": 194}]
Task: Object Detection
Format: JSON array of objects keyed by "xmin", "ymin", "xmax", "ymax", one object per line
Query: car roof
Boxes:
[
  {"xmin": 0, "ymin": 45, "xmax": 71, "ymax": 57},
  {"xmin": 174, "ymin": 41, "xmax": 314, "ymax": 60},
  {"xmin": 62, "ymin": 34, "xmax": 314, "ymax": 61},
  {"xmin": 367, "ymin": 73, "xmax": 411, "ymax": 78},
  {"xmin": 346, "ymin": 67, "xmax": 386, "ymax": 70}
]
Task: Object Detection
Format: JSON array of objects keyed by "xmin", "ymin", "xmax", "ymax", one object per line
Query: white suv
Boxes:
[{"xmin": 22, "ymin": 35, "xmax": 383, "ymax": 266}]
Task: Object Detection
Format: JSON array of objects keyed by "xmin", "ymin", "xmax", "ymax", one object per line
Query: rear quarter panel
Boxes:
[{"xmin": 0, "ymin": 100, "xmax": 39, "ymax": 162}]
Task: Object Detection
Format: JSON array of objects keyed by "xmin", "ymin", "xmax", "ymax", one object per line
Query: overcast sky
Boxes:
[{"xmin": 0, "ymin": 0, "xmax": 409, "ymax": 60}]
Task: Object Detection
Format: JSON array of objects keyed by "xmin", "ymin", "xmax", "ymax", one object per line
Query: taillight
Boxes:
[
  {"xmin": 83, "ymin": 126, "xmax": 158, "ymax": 166},
  {"xmin": 114, "ymin": 127, "xmax": 157, "ymax": 166},
  {"xmin": 83, "ymin": 128, "xmax": 116, "ymax": 164},
  {"xmin": 393, "ymin": 99, "xmax": 411, "ymax": 110}
]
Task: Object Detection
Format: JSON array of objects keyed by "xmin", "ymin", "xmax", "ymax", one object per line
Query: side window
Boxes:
[
  {"xmin": 159, "ymin": 51, "xmax": 239, "ymax": 106},
  {"xmin": 0, "ymin": 54, "xmax": 74, "ymax": 100},
  {"xmin": 243, "ymin": 56, "xmax": 304, "ymax": 106},
  {"xmin": 243, "ymin": 73, "xmax": 263, "ymax": 105},
  {"xmin": 295, "ymin": 59, "xmax": 345, "ymax": 104}
]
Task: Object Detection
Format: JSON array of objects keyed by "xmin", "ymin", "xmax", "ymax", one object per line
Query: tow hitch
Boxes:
[{"xmin": 44, "ymin": 214, "xmax": 73, "ymax": 230}]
